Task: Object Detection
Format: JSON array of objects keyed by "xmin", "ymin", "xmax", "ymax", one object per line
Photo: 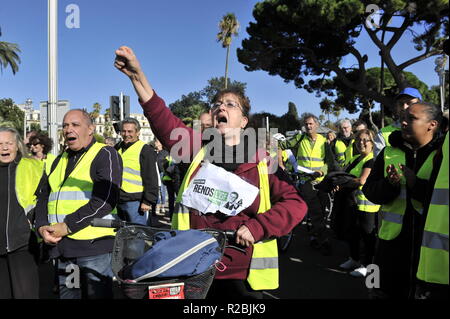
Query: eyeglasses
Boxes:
[
  {"xmin": 357, "ymin": 138, "xmax": 373, "ymax": 144},
  {"xmin": 27, "ymin": 142, "xmax": 40, "ymax": 147},
  {"xmin": 210, "ymin": 100, "xmax": 241, "ymax": 111}
]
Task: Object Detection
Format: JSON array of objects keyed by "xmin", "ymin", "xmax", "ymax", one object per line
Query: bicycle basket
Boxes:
[{"xmin": 111, "ymin": 226, "xmax": 227, "ymax": 299}]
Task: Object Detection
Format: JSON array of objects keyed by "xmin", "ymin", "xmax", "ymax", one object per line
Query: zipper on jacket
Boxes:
[
  {"xmin": 135, "ymin": 237, "xmax": 217, "ymax": 282},
  {"xmin": 6, "ymin": 164, "xmax": 11, "ymax": 252}
]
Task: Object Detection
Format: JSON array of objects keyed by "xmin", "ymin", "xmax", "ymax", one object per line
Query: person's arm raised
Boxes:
[{"xmin": 114, "ymin": 46, "xmax": 154, "ymax": 103}]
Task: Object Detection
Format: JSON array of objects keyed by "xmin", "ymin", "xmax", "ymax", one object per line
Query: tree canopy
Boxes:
[
  {"xmin": 0, "ymin": 98, "xmax": 24, "ymax": 134},
  {"xmin": 238, "ymin": 0, "xmax": 448, "ymax": 113},
  {"xmin": 0, "ymin": 27, "xmax": 21, "ymax": 75},
  {"xmin": 169, "ymin": 76, "xmax": 247, "ymax": 120}
]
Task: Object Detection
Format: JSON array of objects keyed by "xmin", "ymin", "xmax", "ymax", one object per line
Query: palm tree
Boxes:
[
  {"xmin": 217, "ymin": 13, "xmax": 239, "ymax": 89},
  {"xmin": 0, "ymin": 28, "xmax": 21, "ymax": 75}
]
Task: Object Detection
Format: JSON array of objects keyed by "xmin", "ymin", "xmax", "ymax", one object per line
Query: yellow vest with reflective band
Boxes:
[
  {"xmin": 296, "ymin": 134, "xmax": 326, "ymax": 181},
  {"xmin": 16, "ymin": 158, "xmax": 44, "ymax": 215},
  {"xmin": 172, "ymin": 147, "xmax": 279, "ymax": 290},
  {"xmin": 334, "ymin": 139, "xmax": 346, "ymax": 166},
  {"xmin": 417, "ymin": 133, "xmax": 449, "ymax": 285},
  {"xmin": 44, "ymin": 153, "xmax": 56, "ymax": 176},
  {"xmin": 335, "ymin": 139, "xmax": 354, "ymax": 167},
  {"xmin": 48, "ymin": 142, "xmax": 117, "ymax": 240},
  {"xmin": 118, "ymin": 140, "xmax": 145, "ymax": 194},
  {"xmin": 348, "ymin": 153, "xmax": 380, "ymax": 213},
  {"xmin": 379, "ymin": 147, "xmax": 436, "ymax": 240},
  {"xmin": 162, "ymin": 155, "xmax": 174, "ymax": 182},
  {"xmin": 380, "ymin": 125, "xmax": 399, "ymax": 148}
]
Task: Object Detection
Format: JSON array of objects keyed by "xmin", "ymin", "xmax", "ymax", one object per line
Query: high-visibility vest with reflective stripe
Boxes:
[
  {"xmin": 118, "ymin": 140, "xmax": 145, "ymax": 194},
  {"xmin": 44, "ymin": 153, "xmax": 56, "ymax": 176},
  {"xmin": 380, "ymin": 125, "xmax": 399, "ymax": 148},
  {"xmin": 334, "ymin": 139, "xmax": 347, "ymax": 166},
  {"xmin": 379, "ymin": 147, "xmax": 435, "ymax": 240},
  {"xmin": 172, "ymin": 147, "xmax": 279, "ymax": 290},
  {"xmin": 348, "ymin": 153, "xmax": 380, "ymax": 213},
  {"xmin": 48, "ymin": 142, "xmax": 116, "ymax": 240},
  {"xmin": 296, "ymin": 134, "xmax": 327, "ymax": 181},
  {"xmin": 162, "ymin": 155, "xmax": 174, "ymax": 182},
  {"xmin": 16, "ymin": 158, "xmax": 44, "ymax": 215},
  {"xmin": 417, "ymin": 133, "xmax": 449, "ymax": 285},
  {"xmin": 335, "ymin": 139, "xmax": 354, "ymax": 167}
]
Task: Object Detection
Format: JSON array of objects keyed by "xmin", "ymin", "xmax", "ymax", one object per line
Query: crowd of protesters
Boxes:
[{"xmin": 0, "ymin": 45, "xmax": 447, "ymax": 300}]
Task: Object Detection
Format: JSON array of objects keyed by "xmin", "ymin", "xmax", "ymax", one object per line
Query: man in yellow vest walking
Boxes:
[
  {"xmin": 116, "ymin": 118, "xmax": 159, "ymax": 225},
  {"xmin": 279, "ymin": 113, "xmax": 339, "ymax": 255},
  {"xmin": 35, "ymin": 109, "xmax": 123, "ymax": 299}
]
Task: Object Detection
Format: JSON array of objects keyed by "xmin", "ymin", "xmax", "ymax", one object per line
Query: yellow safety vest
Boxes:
[
  {"xmin": 335, "ymin": 139, "xmax": 354, "ymax": 167},
  {"xmin": 118, "ymin": 140, "xmax": 146, "ymax": 194},
  {"xmin": 16, "ymin": 158, "xmax": 44, "ymax": 215},
  {"xmin": 296, "ymin": 134, "xmax": 327, "ymax": 181},
  {"xmin": 417, "ymin": 133, "xmax": 449, "ymax": 285},
  {"xmin": 380, "ymin": 125, "xmax": 399, "ymax": 148},
  {"xmin": 162, "ymin": 155, "xmax": 174, "ymax": 182},
  {"xmin": 48, "ymin": 142, "xmax": 116, "ymax": 240},
  {"xmin": 347, "ymin": 153, "xmax": 380, "ymax": 213},
  {"xmin": 172, "ymin": 147, "xmax": 279, "ymax": 290},
  {"xmin": 44, "ymin": 153, "xmax": 56, "ymax": 176},
  {"xmin": 378, "ymin": 147, "xmax": 436, "ymax": 240}
]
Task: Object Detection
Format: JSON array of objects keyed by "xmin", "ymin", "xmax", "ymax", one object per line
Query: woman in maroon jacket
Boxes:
[{"xmin": 114, "ymin": 46, "xmax": 307, "ymax": 299}]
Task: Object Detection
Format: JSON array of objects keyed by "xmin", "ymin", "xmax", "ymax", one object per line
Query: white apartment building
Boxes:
[{"xmin": 93, "ymin": 113, "xmax": 154, "ymax": 143}]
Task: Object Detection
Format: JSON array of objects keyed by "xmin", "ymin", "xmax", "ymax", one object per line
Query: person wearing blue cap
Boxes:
[{"xmin": 373, "ymin": 87, "xmax": 422, "ymax": 157}]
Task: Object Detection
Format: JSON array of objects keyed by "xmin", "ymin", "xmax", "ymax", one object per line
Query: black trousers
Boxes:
[
  {"xmin": 0, "ymin": 246, "xmax": 39, "ymax": 299},
  {"xmin": 347, "ymin": 210, "xmax": 377, "ymax": 265},
  {"xmin": 297, "ymin": 181, "xmax": 330, "ymax": 243}
]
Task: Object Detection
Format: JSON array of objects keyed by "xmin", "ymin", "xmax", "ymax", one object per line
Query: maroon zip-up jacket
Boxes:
[{"xmin": 141, "ymin": 92, "xmax": 307, "ymax": 280}]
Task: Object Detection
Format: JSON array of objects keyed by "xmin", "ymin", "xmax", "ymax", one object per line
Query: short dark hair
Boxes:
[
  {"xmin": 301, "ymin": 113, "xmax": 319, "ymax": 126},
  {"xmin": 353, "ymin": 120, "xmax": 367, "ymax": 130},
  {"xmin": 411, "ymin": 102, "xmax": 443, "ymax": 124}
]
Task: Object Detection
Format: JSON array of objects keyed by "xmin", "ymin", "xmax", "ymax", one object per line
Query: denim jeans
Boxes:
[
  {"xmin": 58, "ymin": 253, "xmax": 113, "ymax": 299},
  {"xmin": 158, "ymin": 172, "xmax": 167, "ymax": 205},
  {"xmin": 118, "ymin": 200, "xmax": 148, "ymax": 225}
]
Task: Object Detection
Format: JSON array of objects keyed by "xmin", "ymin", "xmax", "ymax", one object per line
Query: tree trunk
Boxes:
[{"xmin": 224, "ymin": 45, "xmax": 230, "ymax": 89}]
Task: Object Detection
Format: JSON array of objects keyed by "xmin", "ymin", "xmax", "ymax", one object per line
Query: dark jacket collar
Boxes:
[
  {"xmin": 388, "ymin": 130, "xmax": 444, "ymax": 155},
  {"xmin": 66, "ymin": 137, "xmax": 96, "ymax": 157}
]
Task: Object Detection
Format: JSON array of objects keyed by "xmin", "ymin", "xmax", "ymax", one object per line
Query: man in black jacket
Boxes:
[
  {"xmin": 36, "ymin": 109, "xmax": 123, "ymax": 299},
  {"xmin": 362, "ymin": 102, "xmax": 444, "ymax": 298},
  {"xmin": 116, "ymin": 118, "xmax": 159, "ymax": 225}
]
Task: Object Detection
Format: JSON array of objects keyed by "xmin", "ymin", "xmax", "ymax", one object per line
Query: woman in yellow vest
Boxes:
[
  {"xmin": 0, "ymin": 127, "xmax": 44, "ymax": 299},
  {"xmin": 28, "ymin": 132, "xmax": 56, "ymax": 175},
  {"xmin": 335, "ymin": 129, "xmax": 380, "ymax": 277},
  {"xmin": 115, "ymin": 46, "xmax": 307, "ymax": 299},
  {"xmin": 362, "ymin": 102, "xmax": 444, "ymax": 299},
  {"xmin": 415, "ymin": 132, "xmax": 449, "ymax": 299}
]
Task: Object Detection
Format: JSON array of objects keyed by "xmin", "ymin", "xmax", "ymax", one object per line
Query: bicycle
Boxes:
[{"xmin": 91, "ymin": 218, "xmax": 237, "ymax": 299}]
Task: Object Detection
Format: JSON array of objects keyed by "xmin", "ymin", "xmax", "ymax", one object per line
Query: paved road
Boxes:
[{"xmin": 39, "ymin": 215, "xmax": 368, "ymax": 299}]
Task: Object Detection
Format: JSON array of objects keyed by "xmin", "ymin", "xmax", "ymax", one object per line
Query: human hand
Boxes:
[
  {"xmin": 386, "ymin": 164, "xmax": 402, "ymax": 185},
  {"xmin": 114, "ymin": 46, "xmax": 142, "ymax": 78},
  {"xmin": 38, "ymin": 225, "xmax": 63, "ymax": 245},
  {"xmin": 235, "ymin": 225, "xmax": 255, "ymax": 247},
  {"xmin": 47, "ymin": 223, "xmax": 70, "ymax": 238},
  {"xmin": 140, "ymin": 203, "xmax": 151, "ymax": 212},
  {"xmin": 312, "ymin": 170, "xmax": 323, "ymax": 179},
  {"xmin": 331, "ymin": 185, "xmax": 340, "ymax": 194}
]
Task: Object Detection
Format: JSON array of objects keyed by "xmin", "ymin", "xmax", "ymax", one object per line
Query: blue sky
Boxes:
[{"xmin": 0, "ymin": 0, "xmax": 447, "ymax": 121}]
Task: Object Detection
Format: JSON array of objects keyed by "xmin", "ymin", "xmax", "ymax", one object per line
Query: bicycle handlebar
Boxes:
[{"xmin": 91, "ymin": 218, "xmax": 129, "ymax": 229}]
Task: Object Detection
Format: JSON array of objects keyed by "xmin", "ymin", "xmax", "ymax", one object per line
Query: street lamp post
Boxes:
[
  {"xmin": 23, "ymin": 98, "xmax": 33, "ymax": 140},
  {"xmin": 435, "ymin": 55, "xmax": 447, "ymax": 112}
]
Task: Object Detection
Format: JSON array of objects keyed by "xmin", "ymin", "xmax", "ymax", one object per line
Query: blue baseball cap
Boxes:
[{"xmin": 396, "ymin": 87, "xmax": 422, "ymax": 100}]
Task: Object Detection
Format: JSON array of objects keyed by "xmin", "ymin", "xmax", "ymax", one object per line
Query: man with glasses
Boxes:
[{"xmin": 373, "ymin": 87, "xmax": 422, "ymax": 157}]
